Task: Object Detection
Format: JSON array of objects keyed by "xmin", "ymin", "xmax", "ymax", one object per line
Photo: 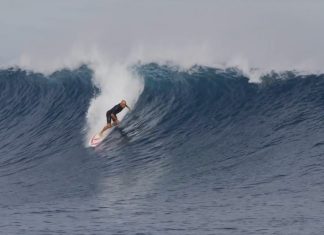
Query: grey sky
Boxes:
[{"xmin": 1, "ymin": 0, "xmax": 324, "ymax": 71}]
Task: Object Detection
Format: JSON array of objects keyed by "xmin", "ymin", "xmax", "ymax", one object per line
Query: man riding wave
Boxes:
[{"xmin": 99, "ymin": 100, "xmax": 130, "ymax": 136}]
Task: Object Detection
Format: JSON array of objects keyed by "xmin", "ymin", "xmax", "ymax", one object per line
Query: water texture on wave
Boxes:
[{"xmin": 0, "ymin": 63, "xmax": 324, "ymax": 234}]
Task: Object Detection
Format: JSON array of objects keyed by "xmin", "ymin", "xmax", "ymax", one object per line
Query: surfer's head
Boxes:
[{"xmin": 120, "ymin": 100, "xmax": 127, "ymax": 108}]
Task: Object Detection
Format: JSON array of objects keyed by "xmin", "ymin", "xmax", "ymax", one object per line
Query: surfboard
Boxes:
[
  {"xmin": 89, "ymin": 123, "xmax": 119, "ymax": 147},
  {"xmin": 89, "ymin": 131, "xmax": 109, "ymax": 147}
]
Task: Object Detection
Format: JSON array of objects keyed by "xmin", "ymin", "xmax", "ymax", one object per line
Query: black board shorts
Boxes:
[{"xmin": 106, "ymin": 111, "xmax": 112, "ymax": 124}]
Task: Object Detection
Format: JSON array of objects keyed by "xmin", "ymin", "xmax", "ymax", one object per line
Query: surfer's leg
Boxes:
[
  {"xmin": 112, "ymin": 115, "xmax": 119, "ymax": 126},
  {"xmin": 100, "ymin": 123, "xmax": 112, "ymax": 135},
  {"xmin": 99, "ymin": 111, "xmax": 113, "ymax": 135},
  {"xmin": 106, "ymin": 111, "xmax": 112, "ymax": 124}
]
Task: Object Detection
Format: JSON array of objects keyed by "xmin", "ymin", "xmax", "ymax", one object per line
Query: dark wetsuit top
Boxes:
[{"xmin": 106, "ymin": 104, "xmax": 124, "ymax": 123}]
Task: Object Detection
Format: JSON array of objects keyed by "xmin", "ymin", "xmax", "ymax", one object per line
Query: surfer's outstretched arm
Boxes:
[{"xmin": 126, "ymin": 105, "xmax": 131, "ymax": 111}]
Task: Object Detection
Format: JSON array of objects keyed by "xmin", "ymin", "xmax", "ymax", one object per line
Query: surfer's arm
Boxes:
[{"xmin": 126, "ymin": 105, "xmax": 131, "ymax": 111}]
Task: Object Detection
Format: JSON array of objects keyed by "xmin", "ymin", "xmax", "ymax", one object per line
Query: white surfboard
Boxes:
[{"xmin": 89, "ymin": 131, "xmax": 109, "ymax": 147}]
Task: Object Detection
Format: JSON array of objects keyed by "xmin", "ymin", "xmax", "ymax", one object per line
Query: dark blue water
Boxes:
[{"xmin": 0, "ymin": 64, "xmax": 323, "ymax": 234}]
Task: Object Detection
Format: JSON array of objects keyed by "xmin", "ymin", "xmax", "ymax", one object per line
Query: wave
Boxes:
[
  {"xmin": 1, "ymin": 63, "xmax": 324, "ymax": 233},
  {"xmin": 0, "ymin": 63, "xmax": 323, "ymax": 183},
  {"xmin": 0, "ymin": 66, "xmax": 95, "ymax": 175},
  {"xmin": 104, "ymin": 64, "xmax": 324, "ymax": 173},
  {"xmin": 1, "ymin": 63, "xmax": 324, "ymax": 175}
]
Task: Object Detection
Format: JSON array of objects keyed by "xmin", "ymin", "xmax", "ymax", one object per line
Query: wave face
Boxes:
[{"xmin": 1, "ymin": 63, "xmax": 324, "ymax": 234}]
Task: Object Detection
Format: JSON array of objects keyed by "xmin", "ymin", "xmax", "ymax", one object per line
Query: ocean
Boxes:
[{"xmin": 0, "ymin": 63, "xmax": 323, "ymax": 234}]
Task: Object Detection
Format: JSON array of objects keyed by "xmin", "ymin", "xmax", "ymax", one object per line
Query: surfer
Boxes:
[{"xmin": 99, "ymin": 100, "xmax": 131, "ymax": 136}]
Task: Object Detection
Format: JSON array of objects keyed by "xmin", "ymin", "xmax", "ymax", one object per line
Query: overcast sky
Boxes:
[{"xmin": 1, "ymin": 0, "xmax": 324, "ymax": 71}]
